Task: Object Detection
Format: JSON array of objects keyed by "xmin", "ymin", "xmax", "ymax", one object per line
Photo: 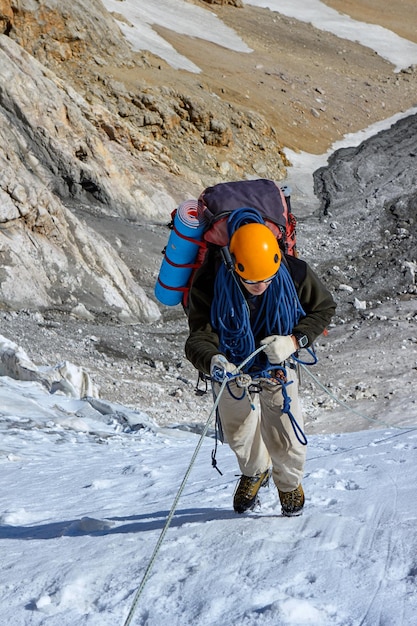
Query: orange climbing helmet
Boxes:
[{"xmin": 229, "ymin": 222, "xmax": 281, "ymax": 282}]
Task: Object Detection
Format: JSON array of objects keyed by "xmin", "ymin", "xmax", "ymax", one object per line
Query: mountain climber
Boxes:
[{"xmin": 185, "ymin": 219, "xmax": 336, "ymax": 516}]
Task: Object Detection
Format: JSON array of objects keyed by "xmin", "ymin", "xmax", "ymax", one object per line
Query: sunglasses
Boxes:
[{"xmin": 240, "ymin": 274, "xmax": 277, "ymax": 285}]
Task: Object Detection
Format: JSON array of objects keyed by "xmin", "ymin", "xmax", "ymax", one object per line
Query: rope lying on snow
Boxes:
[{"xmin": 122, "ymin": 381, "xmax": 226, "ymax": 625}]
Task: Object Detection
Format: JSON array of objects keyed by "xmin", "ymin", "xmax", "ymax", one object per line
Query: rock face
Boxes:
[
  {"xmin": 0, "ymin": 36, "xmax": 164, "ymax": 320},
  {"xmin": 0, "ymin": 0, "xmax": 415, "ymax": 431},
  {"xmin": 313, "ymin": 113, "xmax": 417, "ymax": 309},
  {"xmin": 0, "ymin": 1, "xmax": 196, "ymax": 319},
  {"xmin": 0, "ymin": 35, "xmax": 181, "ymax": 221}
]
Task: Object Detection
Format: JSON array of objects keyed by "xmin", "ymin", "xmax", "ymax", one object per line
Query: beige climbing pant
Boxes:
[{"xmin": 214, "ymin": 366, "xmax": 306, "ymax": 492}]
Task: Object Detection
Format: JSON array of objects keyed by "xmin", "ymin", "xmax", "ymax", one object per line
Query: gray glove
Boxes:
[
  {"xmin": 210, "ymin": 354, "xmax": 236, "ymax": 381},
  {"xmin": 260, "ymin": 335, "xmax": 297, "ymax": 364}
]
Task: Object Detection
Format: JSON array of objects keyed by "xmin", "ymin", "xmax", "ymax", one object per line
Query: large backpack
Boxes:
[
  {"xmin": 199, "ymin": 178, "xmax": 295, "ymax": 253},
  {"xmin": 154, "ymin": 178, "xmax": 297, "ymax": 309}
]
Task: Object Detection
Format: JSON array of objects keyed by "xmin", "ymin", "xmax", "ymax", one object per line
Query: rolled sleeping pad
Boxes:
[{"xmin": 154, "ymin": 200, "xmax": 206, "ymax": 306}]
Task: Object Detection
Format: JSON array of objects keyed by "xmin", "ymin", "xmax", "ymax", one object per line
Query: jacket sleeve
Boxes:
[
  {"xmin": 290, "ymin": 259, "xmax": 336, "ymax": 346},
  {"xmin": 185, "ymin": 261, "xmax": 221, "ymax": 375}
]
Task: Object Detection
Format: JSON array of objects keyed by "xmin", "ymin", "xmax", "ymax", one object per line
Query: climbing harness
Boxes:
[
  {"xmin": 211, "ymin": 360, "xmax": 309, "ymax": 466},
  {"xmin": 194, "ymin": 370, "xmax": 210, "ymax": 396}
]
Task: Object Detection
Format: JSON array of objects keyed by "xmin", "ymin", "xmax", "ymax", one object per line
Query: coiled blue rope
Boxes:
[
  {"xmin": 211, "ymin": 207, "xmax": 305, "ymax": 371},
  {"xmin": 226, "ymin": 206, "xmax": 266, "ymax": 233},
  {"xmin": 211, "ymin": 257, "xmax": 305, "ymax": 371}
]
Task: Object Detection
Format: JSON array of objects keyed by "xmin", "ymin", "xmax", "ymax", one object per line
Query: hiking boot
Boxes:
[
  {"xmin": 279, "ymin": 484, "xmax": 305, "ymax": 517},
  {"xmin": 233, "ymin": 469, "xmax": 270, "ymax": 514}
]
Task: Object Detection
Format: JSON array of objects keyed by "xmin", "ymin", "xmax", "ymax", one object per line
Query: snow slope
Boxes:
[
  {"xmin": 102, "ymin": 0, "xmax": 417, "ymax": 72},
  {"xmin": 247, "ymin": 0, "xmax": 417, "ymax": 71},
  {"xmin": 0, "ymin": 372, "xmax": 416, "ymax": 625},
  {"xmin": 101, "ymin": 0, "xmax": 251, "ymax": 72}
]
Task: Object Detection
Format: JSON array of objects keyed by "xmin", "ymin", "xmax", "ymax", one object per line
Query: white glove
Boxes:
[
  {"xmin": 260, "ymin": 335, "xmax": 297, "ymax": 364},
  {"xmin": 210, "ymin": 354, "xmax": 236, "ymax": 381}
]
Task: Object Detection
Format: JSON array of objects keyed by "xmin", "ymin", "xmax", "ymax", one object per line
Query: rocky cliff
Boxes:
[
  {"xmin": 313, "ymin": 113, "xmax": 417, "ymax": 310},
  {"xmin": 0, "ymin": 0, "xmax": 416, "ymax": 323}
]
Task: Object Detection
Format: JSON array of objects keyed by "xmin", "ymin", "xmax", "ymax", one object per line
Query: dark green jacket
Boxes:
[{"xmin": 185, "ymin": 252, "xmax": 336, "ymax": 375}]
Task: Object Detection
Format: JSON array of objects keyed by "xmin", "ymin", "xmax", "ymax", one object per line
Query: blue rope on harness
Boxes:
[{"xmin": 272, "ymin": 367, "xmax": 308, "ymax": 446}]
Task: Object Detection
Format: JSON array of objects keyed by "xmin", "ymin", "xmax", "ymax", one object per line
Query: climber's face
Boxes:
[{"xmin": 240, "ymin": 275, "xmax": 274, "ymax": 296}]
